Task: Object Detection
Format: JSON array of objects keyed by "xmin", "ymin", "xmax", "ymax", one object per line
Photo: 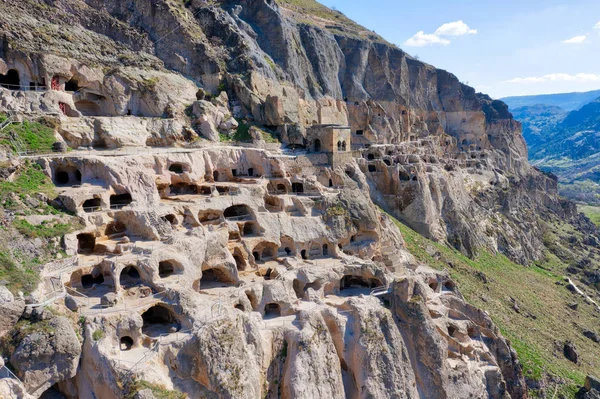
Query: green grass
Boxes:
[
  {"xmin": 13, "ymin": 219, "xmax": 77, "ymax": 239},
  {"xmin": 0, "ymin": 162, "xmax": 57, "ymax": 200},
  {"xmin": 220, "ymin": 119, "xmax": 253, "ymax": 143},
  {"xmin": 0, "ymin": 251, "xmax": 39, "ymax": 295},
  {"xmin": 0, "ymin": 117, "xmax": 57, "ymax": 153},
  {"xmin": 579, "ymin": 205, "xmax": 600, "ymax": 227},
  {"xmin": 127, "ymin": 380, "xmax": 186, "ymax": 399},
  {"xmin": 92, "ymin": 329, "xmax": 104, "ymax": 341},
  {"xmin": 385, "ymin": 209, "xmax": 599, "ymax": 397}
]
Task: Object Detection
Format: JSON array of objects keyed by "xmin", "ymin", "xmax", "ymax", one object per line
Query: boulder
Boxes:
[
  {"xmin": 583, "ymin": 329, "xmax": 600, "ymax": 343},
  {"xmin": 0, "ymin": 287, "xmax": 25, "ymax": 338},
  {"xmin": 100, "ymin": 293, "xmax": 117, "ymax": 308},
  {"xmin": 586, "ymin": 376, "xmax": 600, "ymax": 392},
  {"xmin": 563, "ymin": 341, "xmax": 578, "ymax": 363},
  {"xmin": 10, "ymin": 316, "xmax": 81, "ymax": 397},
  {"xmin": 64, "ymin": 295, "xmax": 79, "ymax": 312},
  {"xmin": 52, "ymin": 142, "xmax": 68, "ymax": 153}
]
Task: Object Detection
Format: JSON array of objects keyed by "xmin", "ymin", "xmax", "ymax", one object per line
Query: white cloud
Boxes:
[
  {"xmin": 404, "ymin": 31, "xmax": 451, "ymax": 47},
  {"xmin": 594, "ymin": 21, "xmax": 600, "ymax": 30},
  {"xmin": 562, "ymin": 35, "xmax": 587, "ymax": 44},
  {"xmin": 435, "ymin": 21, "xmax": 477, "ymax": 37},
  {"xmin": 404, "ymin": 21, "xmax": 476, "ymax": 47},
  {"xmin": 504, "ymin": 73, "xmax": 600, "ymax": 84}
]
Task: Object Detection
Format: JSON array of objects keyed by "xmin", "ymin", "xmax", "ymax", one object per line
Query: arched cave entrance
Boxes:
[
  {"xmin": 340, "ymin": 275, "xmax": 382, "ymax": 293},
  {"xmin": 158, "ymin": 260, "xmax": 181, "ymax": 278},
  {"xmin": 264, "ymin": 303, "xmax": 281, "ymax": 319},
  {"xmin": 81, "ymin": 273, "xmax": 104, "ymax": 289},
  {"xmin": 119, "ymin": 266, "xmax": 141, "ymax": 288},
  {"xmin": 120, "ymin": 336, "xmax": 134, "ymax": 351},
  {"xmin": 82, "ymin": 198, "xmax": 102, "ymax": 212},
  {"xmin": 141, "ymin": 305, "xmax": 179, "ymax": 337},
  {"xmin": 314, "ymin": 139, "xmax": 321, "ymax": 152},
  {"xmin": 168, "ymin": 164, "xmax": 185, "ymax": 174},
  {"xmin": 224, "ymin": 205, "xmax": 251, "ymax": 220},
  {"xmin": 0, "ymin": 69, "xmax": 20, "ymax": 90},
  {"xmin": 64, "ymin": 78, "xmax": 80, "ymax": 92},
  {"xmin": 110, "ymin": 193, "xmax": 133, "ymax": 209}
]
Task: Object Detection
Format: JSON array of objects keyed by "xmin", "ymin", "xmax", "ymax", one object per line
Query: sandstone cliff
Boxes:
[{"xmin": 0, "ymin": 0, "xmax": 598, "ymax": 398}]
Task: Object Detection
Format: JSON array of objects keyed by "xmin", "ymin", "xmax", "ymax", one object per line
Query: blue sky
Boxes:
[{"xmin": 325, "ymin": 0, "xmax": 600, "ymax": 98}]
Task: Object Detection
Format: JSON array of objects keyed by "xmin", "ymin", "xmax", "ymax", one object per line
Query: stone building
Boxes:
[{"xmin": 306, "ymin": 124, "xmax": 353, "ymax": 167}]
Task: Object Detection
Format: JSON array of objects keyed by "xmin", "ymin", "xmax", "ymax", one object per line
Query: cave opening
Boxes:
[
  {"xmin": 224, "ymin": 205, "xmax": 251, "ymax": 220},
  {"xmin": 120, "ymin": 266, "xmax": 141, "ymax": 287},
  {"xmin": 81, "ymin": 273, "xmax": 104, "ymax": 289},
  {"xmin": 340, "ymin": 275, "xmax": 382, "ymax": 291},
  {"xmin": 120, "ymin": 336, "xmax": 134, "ymax": 351},
  {"xmin": 264, "ymin": 303, "xmax": 281, "ymax": 319},
  {"xmin": 292, "ymin": 182, "xmax": 304, "ymax": 194},
  {"xmin": 110, "ymin": 193, "xmax": 133, "ymax": 209},
  {"xmin": 159, "ymin": 260, "xmax": 179, "ymax": 278},
  {"xmin": 0, "ymin": 69, "xmax": 20, "ymax": 90},
  {"xmin": 141, "ymin": 305, "xmax": 179, "ymax": 337},
  {"xmin": 168, "ymin": 164, "xmax": 185, "ymax": 174},
  {"xmin": 64, "ymin": 78, "xmax": 80, "ymax": 92},
  {"xmin": 82, "ymin": 198, "xmax": 102, "ymax": 212},
  {"xmin": 77, "ymin": 233, "xmax": 96, "ymax": 254}
]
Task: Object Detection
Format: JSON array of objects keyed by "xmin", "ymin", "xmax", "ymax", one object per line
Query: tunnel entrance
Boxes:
[
  {"xmin": 292, "ymin": 182, "xmax": 304, "ymax": 194},
  {"xmin": 224, "ymin": 205, "xmax": 251, "ymax": 220},
  {"xmin": 168, "ymin": 164, "xmax": 184, "ymax": 174},
  {"xmin": 159, "ymin": 260, "xmax": 180, "ymax": 278},
  {"xmin": 141, "ymin": 305, "xmax": 179, "ymax": 337},
  {"xmin": 199, "ymin": 268, "xmax": 234, "ymax": 289},
  {"xmin": 340, "ymin": 275, "xmax": 382, "ymax": 294},
  {"xmin": 120, "ymin": 336, "xmax": 134, "ymax": 351},
  {"xmin": 110, "ymin": 193, "xmax": 132, "ymax": 209},
  {"xmin": 82, "ymin": 198, "xmax": 102, "ymax": 212},
  {"xmin": 64, "ymin": 78, "xmax": 80, "ymax": 92},
  {"xmin": 169, "ymin": 183, "xmax": 198, "ymax": 195},
  {"xmin": 0, "ymin": 69, "xmax": 20, "ymax": 90},
  {"xmin": 264, "ymin": 303, "xmax": 281, "ymax": 319},
  {"xmin": 314, "ymin": 139, "xmax": 321, "ymax": 152},
  {"xmin": 233, "ymin": 252, "xmax": 246, "ymax": 271},
  {"xmin": 120, "ymin": 266, "xmax": 141, "ymax": 288},
  {"xmin": 77, "ymin": 233, "xmax": 96, "ymax": 254},
  {"xmin": 81, "ymin": 273, "xmax": 104, "ymax": 289},
  {"xmin": 55, "ymin": 171, "xmax": 69, "ymax": 185}
]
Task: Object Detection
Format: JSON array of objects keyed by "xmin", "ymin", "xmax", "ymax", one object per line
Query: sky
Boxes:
[{"xmin": 324, "ymin": 0, "xmax": 600, "ymax": 98}]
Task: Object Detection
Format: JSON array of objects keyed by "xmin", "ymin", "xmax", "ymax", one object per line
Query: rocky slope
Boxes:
[{"xmin": 0, "ymin": 0, "xmax": 598, "ymax": 398}]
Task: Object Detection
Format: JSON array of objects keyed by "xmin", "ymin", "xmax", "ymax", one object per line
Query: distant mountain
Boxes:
[
  {"xmin": 501, "ymin": 89, "xmax": 600, "ymax": 111},
  {"xmin": 511, "ymin": 104, "xmax": 567, "ymax": 152},
  {"xmin": 515, "ymin": 96, "xmax": 600, "ymax": 204}
]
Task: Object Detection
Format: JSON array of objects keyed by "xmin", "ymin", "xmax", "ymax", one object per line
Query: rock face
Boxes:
[
  {"xmin": 1, "ymin": 0, "xmax": 592, "ymax": 398},
  {"xmin": 0, "ymin": 286, "xmax": 25, "ymax": 338},
  {"xmin": 10, "ymin": 317, "xmax": 81, "ymax": 397}
]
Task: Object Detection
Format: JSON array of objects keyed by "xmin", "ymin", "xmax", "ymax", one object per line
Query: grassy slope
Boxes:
[
  {"xmin": 0, "ymin": 162, "xmax": 81, "ymax": 294},
  {"xmin": 385, "ymin": 211, "xmax": 600, "ymax": 397},
  {"xmin": 0, "ymin": 115, "xmax": 58, "ymax": 153},
  {"xmin": 579, "ymin": 205, "xmax": 600, "ymax": 227}
]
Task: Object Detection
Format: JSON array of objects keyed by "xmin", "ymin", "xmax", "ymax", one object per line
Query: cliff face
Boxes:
[
  {"xmin": 0, "ymin": 0, "xmax": 578, "ymax": 264},
  {"xmin": 1, "ymin": 1, "xmax": 598, "ymax": 398}
]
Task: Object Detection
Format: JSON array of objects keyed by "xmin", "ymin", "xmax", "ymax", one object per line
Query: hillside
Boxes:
[
  {"xmin": 0, "ymin": 0, "xmax": 598, "ymax": 398},
  {"xmin": 512, "ymin": 97, "xmax": 600, "ymax": 205},
  {"xmin": 502, "ymin": 89, "xmax": 600, "ymax": 112}
]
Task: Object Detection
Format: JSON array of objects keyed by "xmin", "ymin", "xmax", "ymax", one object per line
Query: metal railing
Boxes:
[{"xmin": 0, "ymin": 83, "xmax": 48, "ymax": 92}]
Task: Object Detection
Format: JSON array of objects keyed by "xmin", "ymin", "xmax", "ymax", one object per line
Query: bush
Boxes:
[{"xmin": 92, "ymin": 329, "xmax": 104, "ymax": 341}]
